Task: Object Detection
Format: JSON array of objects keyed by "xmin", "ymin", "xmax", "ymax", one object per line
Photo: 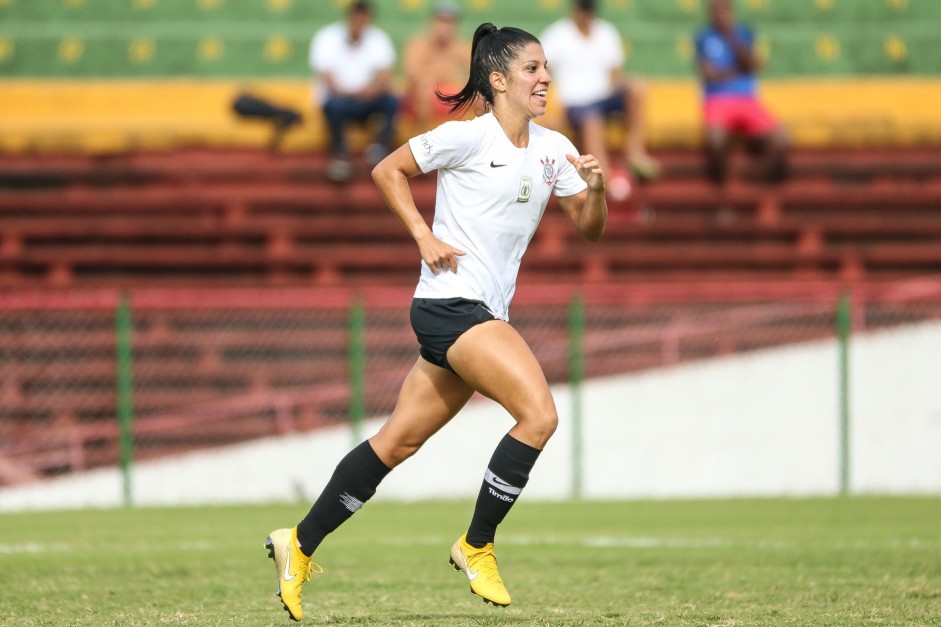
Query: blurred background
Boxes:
[{"xmin": 1, "ymin": 0, "xmax": 940, "ymax": 509}]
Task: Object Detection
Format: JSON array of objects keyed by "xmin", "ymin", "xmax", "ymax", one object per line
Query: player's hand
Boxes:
[
  {"xmin": 416, "ymin": 232, "xmax": 466, "ymax": 274},
  {"xmin": 567, "ymin": 153, "xmax": 605, "ymax": 192}
]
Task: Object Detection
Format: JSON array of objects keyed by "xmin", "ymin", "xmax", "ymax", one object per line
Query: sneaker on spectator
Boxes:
[
  {"xmin": 326, "ymin": 158, "xmax": 353, "ymax": 183},
  {"xmin": 608, "ymin": 168, "xmax": 633, "ymax": 201},
  {"xmin": 628, "ymin": 155, "xmax": 661, "ymax": 182}
]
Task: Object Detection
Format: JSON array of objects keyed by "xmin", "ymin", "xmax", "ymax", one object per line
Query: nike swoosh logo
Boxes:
[
  {"xmin": 490, "ymin": 161, "xmax": 508, "ymax": 168},
  {"xmin": 283, "ymin": 551, "xmax": 295, "ymax": 581},
  {"xmin": 467, "ymin": 566, "xmax": 479, "ymax": 581},
  {"xmin": 485, "ymin": 469, "xmax": 522, "ymax": 495}
]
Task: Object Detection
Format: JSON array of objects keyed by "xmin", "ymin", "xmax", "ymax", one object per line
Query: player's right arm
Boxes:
[{"xmin": 371, "ymin": 145, "xmax": 466, "ymax": 274}]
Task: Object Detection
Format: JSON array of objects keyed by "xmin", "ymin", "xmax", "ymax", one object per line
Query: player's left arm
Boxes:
[{"xmin": 558, "ymin": 154, "xmax": 607, "ymax": 242}]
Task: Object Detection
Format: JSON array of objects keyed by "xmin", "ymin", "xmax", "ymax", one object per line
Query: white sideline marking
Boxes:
[
  {"xmin": 3, "ymin": 536, "xmax": 936, "ymax": 554},
  {"xmin": 507, "ymin": 534, "xmax": 753, "ymax": 549},
  {"xmin": 0, "ymin": 542, "xmax": 71, "ymax": 554},
  {"xmin": 0, "ymin": 540, "xmax": 215, "ymax": 554},
  {"xmin": 376, "ymin": 534, "xmax": 940, "ymax": 551},
  {"xmin": 378, "ymin": 534, "xmax": 771, "ymax": 549}
]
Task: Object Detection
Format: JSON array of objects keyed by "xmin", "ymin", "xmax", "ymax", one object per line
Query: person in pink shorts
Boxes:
[{"xmin": 696, "ymin": 0, "xmax": 788, "ymax": 185}]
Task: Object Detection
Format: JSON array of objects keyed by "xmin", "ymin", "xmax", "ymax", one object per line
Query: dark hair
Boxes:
[
  {"xmin": 436, "ymin": 22, "xmax": 541, "ymax": 114},
  {"xmin": 349, "ymin": 0, "xmax": 373, "ymax": 15}
]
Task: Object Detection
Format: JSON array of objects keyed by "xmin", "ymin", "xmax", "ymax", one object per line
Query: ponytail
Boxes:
[{"xmin": 436, "ymin": 22, "xmax": 540, "ymax": 115}]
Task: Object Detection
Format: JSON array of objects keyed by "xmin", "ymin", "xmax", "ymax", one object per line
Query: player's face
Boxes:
[{"xmin": 504, "ymin": 43, "xmax": 552, "ymax": 119}]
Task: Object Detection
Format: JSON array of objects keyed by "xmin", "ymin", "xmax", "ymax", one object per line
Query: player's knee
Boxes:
[
  {"xmin": 542, "ymin": 411, "xmax": 560, "ymax": 440},
  {"xmin": 370, "ymin": 432, "xmax": 424, "ymax": 468},
  {"xmin": 517, "ymin": 405, "xmax": 558, "ymax": 448},
  {"xmin": 534, "ymin": 413, "xmax": 559, "ymax": 449}
]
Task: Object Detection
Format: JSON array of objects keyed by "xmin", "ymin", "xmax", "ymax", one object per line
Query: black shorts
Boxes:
[{"xmin": 410, "ymin": 297, "xmax": 497, "ymax": 373}]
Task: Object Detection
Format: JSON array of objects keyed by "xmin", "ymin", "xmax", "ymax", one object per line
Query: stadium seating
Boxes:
[
  {"xmin": 2, "ymin": 147, "xmax": 941, "ymax": 288},
  {"xmin": 1, "ymin": 0, "xmax": 940, "ymax": 152},
  {"xmin": 1, "ymin": 0, "xmax": 938, "ymax": 77}
]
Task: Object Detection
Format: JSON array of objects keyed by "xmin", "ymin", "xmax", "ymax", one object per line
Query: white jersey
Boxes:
[
  {"xmin": 407, "ymin": 112, "xmax": 587, "ymax": 321},
  {"xmin": 540, "ymin": 17, "xmax": 624, "ymax": 107}
]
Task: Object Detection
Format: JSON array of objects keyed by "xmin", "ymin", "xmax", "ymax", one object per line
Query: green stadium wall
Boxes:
[{"xmin": 1, "ymin": 0, "xmax": 939, "ymax": 152}]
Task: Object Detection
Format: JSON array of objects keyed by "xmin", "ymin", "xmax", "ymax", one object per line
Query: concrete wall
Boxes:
[{"xmin": 2, "ymin": 322, "xmax": 939, "ymax": 511}]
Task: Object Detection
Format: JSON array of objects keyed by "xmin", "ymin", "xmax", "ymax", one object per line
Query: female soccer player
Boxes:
[{"xmin": 266, "ymin": 22, "xmax": 607, "ymax": 621}]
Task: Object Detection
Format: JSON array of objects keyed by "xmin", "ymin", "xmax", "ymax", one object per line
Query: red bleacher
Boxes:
[{"xmin": 2, "ymin": 147, "xmax": 941, "ymax": 288}]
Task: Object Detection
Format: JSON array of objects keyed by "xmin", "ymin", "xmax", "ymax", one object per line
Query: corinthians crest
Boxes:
[{"xmin": 540, "ymin": 156, "xmax": 557, "ymax": 185}]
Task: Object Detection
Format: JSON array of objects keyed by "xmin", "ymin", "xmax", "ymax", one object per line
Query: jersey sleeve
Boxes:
[
  {"xmin": 553, "ymin": 134, "xmax": 589, "ymax": 198},
  {"xmin": 408, "ymin": 120, "xmax": 480, "ymax": 174}
]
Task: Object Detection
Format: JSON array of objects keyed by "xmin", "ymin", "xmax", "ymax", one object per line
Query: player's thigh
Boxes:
[
  {"xmin": 446, "ymin": 320, "xmax": 556, "ymax": 426},
  {"xmin": 369, "ymin": 357, "xmax": 474, "ymax": 466}
]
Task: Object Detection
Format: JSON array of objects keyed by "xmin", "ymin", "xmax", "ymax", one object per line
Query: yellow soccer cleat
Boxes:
[
  {"xmin": 448, "ymin": 533, "xmax": 511, "ymax": 607},
  {"xmin": 264, "ymin": 527, "xmax": 323, "ymax": 621}
]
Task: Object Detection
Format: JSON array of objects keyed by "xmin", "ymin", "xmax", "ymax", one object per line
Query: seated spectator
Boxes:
[
  {"xmin": 696, "ymin": 0, "xmax": 788, "ymax": 185},
  {"xmin": 309, "ymin": 0, "xmax": 399, "ymax": 183},
  {"xmin": 402, "ymin": 1, "xmax": 472, "ymax": 129},
  {"xmin": 541, "ymin": 0, "xmax": 661, "ymax": 199}
]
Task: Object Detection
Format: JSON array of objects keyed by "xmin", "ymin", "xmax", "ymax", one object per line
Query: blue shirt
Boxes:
[{"xmin": 695, "ymin": 25, "xmax": 757, "ymax": 98}]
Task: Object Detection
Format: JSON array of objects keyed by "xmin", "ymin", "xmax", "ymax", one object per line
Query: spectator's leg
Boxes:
[
  {"xmin": 763, "ymin": 127, "xmax": 789, "ymax": 182},
  {"xmin": 569, "ymin": 105, "xmax": 630, "ymax": 201},
  {"xmin": 704, "ymin": 126, "xmax": 731, "ymax": 185},
  {"xmin": 623, "ymin": 78, "xmax": 660, "ymax": 181},
  {"xmin": 578, "ymin": 114, "xmax": 611, "ymax": 177},
  {"xmin": 323, "ymin": 96, "xmax": 353, "ymax": 158},
  {"xmin": 580, "ymin": 113, "xmax": 635, "ymax": 201},
  {"xmin": 322, "ymin": 96, "xmax": 357, "ymax": 183},
  {"xmin": 371, "ymin": 92, "xmax": 400, "ymax": 159},
  {"xmin": 740, "ymin": 98, "xmax": 788, "ymax": 183}
]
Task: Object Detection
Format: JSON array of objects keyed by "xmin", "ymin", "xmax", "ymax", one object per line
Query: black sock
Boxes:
[
  {"xmin": 465, "ymin": 433, "xmax": 542, "ymax": 548},
  {"xmin": 295, "ymin": 440, "xmax": 391, "ymax": 557}
]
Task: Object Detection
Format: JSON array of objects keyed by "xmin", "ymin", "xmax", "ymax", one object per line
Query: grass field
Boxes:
[{"xmin": 1, "ymin": 498, "xmax": 939, "ymax": 626}]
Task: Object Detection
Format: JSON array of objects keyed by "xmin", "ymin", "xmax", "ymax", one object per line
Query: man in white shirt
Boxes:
[
  {"xmin": 541, "ymin": 0, "xmax": 660, "ymax": 193},
  {"xmin": 309, "ymin": 0, "xmax": 399, "ymax": 182}
]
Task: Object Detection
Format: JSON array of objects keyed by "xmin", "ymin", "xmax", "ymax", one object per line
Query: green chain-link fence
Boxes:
[{"xmin": 2, "ymin": 280, "xmax": 941, "ymax": 500}]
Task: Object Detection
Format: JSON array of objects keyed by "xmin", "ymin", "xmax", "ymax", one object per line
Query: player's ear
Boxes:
[{"xmin": 489, "ymin": 70, "xmax": 507, "ymax": 94}]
